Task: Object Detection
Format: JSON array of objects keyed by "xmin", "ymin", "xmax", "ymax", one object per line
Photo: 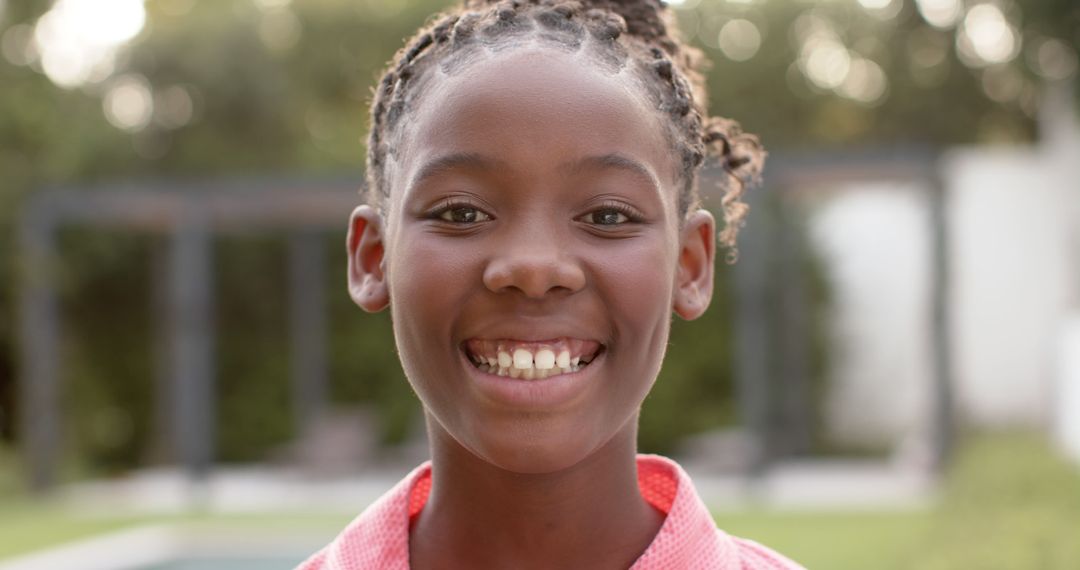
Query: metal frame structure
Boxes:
[
  {"xmin": 18, "ymin": 178, "xmax": 360, "ymax": 490},
  {"xmin": 17, "ymin": 154, "xmax": 954, "ymax": 491},
  {"xmin": 729, "ymin": 149, "xmax": 953, "ymax": 474}
]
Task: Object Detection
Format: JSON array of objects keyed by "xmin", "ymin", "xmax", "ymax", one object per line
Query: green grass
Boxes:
[
  {"xmin": 1, "ymin": 432, "xmax": 1078, "ymax": 568},
  {"xmin": 717, "ymin": 432, "xmax": 1080, "ymax": 569},
  {"xmin": 716, "ymin": 510, "xmax": 933, "ymax": 569},
  {"xmin": 0, "ymin": 500, "xmax": 147, "ymax": 559}
]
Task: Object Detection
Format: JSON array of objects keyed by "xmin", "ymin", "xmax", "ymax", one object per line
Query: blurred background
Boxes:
[{"xmin": 1, "ymin": 0, "xmax": 1078, "ymax": 568}]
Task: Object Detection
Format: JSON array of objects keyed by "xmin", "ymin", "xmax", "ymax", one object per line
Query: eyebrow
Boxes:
[
  {"xmin": 408, "ymin": 152, "xmax": 661, "ymax": 195},
  {"xmin": 408, "ymin": 152, "xmax": 505, "ymax": 192},
  {"xmin": 563, "ymin": 153, "xmax": 662, "ymax": 195}
]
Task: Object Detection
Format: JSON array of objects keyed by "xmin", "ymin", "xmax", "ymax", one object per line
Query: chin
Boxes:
[{"xmin": 452, "ymin": 415, "xmax": 611, "ymax": 475}]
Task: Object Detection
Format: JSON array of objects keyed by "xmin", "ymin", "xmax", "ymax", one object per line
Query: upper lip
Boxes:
[{"xmin": 458, "ymin": 319, "xmax": 606, "ymax": 345}]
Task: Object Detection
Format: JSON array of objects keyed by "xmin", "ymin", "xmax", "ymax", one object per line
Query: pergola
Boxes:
[
  {"xmin": 17, "ymin": 153, "xmax": 953, "ymax": 491},
  {"xmin": 18, "ymin": 177, "xmax": 360, "ymax": 490}
]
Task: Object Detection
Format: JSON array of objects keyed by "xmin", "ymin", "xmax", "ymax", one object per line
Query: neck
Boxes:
[{"xmin": 409, "ymin": 415, "xmax": 664, "ymax": 570}]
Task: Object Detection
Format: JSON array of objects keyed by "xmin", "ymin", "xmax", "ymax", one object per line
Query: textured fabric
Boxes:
[{"xmin": 297, "ymin": 455, "xmax": 804, "ymax": 569}]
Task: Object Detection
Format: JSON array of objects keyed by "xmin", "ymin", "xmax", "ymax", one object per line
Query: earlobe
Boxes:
[
  {"xmin": 347, "ymin": 205, "xmax": 390, "ymax": 312},
  {"xmin": 673, "ymin": 209, "xmax": 716, "ymax": 321}
]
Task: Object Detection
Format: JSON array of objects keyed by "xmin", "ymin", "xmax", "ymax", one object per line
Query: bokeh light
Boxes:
[
  {"xmin": 663, "ymin": 0, "xmax": 704, "ymax": 9},
  {"xmin": 718, "ymin": 19, "xmax": 761, "ymax": 62},
  {"xmin": 858, "ymin": 0, "xmax": 903, "ymax": 21},
  {"xmin": 154, "ymin": 85, "xmax": 195, "ymax": 130},
  {"xmin": 915, "ymin": 0, "xmax": 963, "ymax": 29},
  {"xmin": 103, "ymin": 74, "xmax": 154, "ymax": 132},
  {"xmin": 804, "ymin": 41, "xmax": 851, "ymax": 90},
  {"xmin": 838, "ymin": 57, "xmax": 889, "ymax": 105},
  {"xmin": 957, "ymin": 3, "xmax": 1019, "ymax": 67},
  {"xmin": 794, "ymin": 14, "xmax": 852, "ymax": 91},
  {"xmin": 31, "ymin": 0, "xmax": 146, "ymax": 88},
  {"xmin": 257, "ymin": 5, "xmax": 302, "ymax": 53},
  {"xmin": 1, "ymin": 23, "xmax": 35, "ymax": 66},
  {"xmin": 1031, "ymin": 38, "xmax": 1079, "ymax": 81}
]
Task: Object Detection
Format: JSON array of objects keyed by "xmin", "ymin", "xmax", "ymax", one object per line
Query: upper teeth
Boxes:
[
  {"xmin": 472, "ymin": 347, "xmax": 589, "ymax": 379},
  {"xmin": 513, "ymin": 348, "xmax": 532, "ymax": 370}
]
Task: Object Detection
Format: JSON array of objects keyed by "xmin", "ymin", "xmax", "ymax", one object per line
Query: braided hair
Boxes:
[{"xmin": 367, "ymin": 0, "xmax": 765, "ymax": 259}]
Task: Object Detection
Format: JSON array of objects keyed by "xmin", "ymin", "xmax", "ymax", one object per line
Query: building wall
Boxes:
[
  {"xmin": 808, "ymin": 183, "xmax": 933, "ymax": 447},
  {"xmin": 806, "ymin": 86, "xmax": 1079, "ymax": 448}
]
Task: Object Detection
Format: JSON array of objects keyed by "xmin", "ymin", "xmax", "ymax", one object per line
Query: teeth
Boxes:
[
  {"xmin": 482, "ymin": 362, "xmax": 588, "ymax": 379},
  {"xmin": 469, "ymin": 343, "xmax": 600, "ymax": 380},
  {"xmin": 512, "ymin": 349, "xmax": 533, "ymax": 370},
  {"xmin": 535, "ymin": 349, "xmax": 555, "ymax": 370}
]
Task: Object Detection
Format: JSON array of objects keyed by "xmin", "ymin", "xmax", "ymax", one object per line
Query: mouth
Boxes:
[{"xmin": 462, "ymin": 338, "xmax": 604, "ymax": 380}]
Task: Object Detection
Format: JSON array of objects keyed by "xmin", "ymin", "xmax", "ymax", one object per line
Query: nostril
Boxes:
[{"xmin": 482, "ymin": 255, "xmax": 585, "ymax": 297}]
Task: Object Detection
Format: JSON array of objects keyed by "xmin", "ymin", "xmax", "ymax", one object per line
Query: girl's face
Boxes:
[{"xmin": 348, "ymin": 47, "xmax": 716, "ymax": 474}]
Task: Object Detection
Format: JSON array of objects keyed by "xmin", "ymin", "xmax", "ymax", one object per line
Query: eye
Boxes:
[
  {"xmin": 580, "ymin": 202, "xmax": 642, "ymax": 227},
  {"xmin": 589, "ymin": 208, "xmax": 630, "ymax": 225},
  {"xmin": 435, "ymin": 204, "xmax": 492, "ymax": 224}
]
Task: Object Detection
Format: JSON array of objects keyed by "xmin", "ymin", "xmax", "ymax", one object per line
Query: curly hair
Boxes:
[{"xmin": 366, "ymin": 0, "xmax": 765, "ymax": 259}]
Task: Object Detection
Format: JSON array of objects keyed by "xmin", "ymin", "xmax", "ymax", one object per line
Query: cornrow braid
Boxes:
[{"xmin": 366, "ymin": 0, "xmax": 765, "ymax": 260}]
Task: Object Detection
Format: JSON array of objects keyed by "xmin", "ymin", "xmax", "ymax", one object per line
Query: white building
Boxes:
[{"xmin": 807, "ymin": 84, "xmax": 1080, "ymax": 463}]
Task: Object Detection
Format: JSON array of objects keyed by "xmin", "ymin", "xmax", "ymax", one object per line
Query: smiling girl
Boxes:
[{"xmin": 299, "ymin": 0, "xmax": 800, "ymax": 568}]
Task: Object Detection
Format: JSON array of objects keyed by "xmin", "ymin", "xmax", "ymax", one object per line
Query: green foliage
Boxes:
[
  {"xmin": 325, "ymin": 249, "xmax": 418, "ymax": 447},
  {"xmin": 215, "ymin": 235, "xmax": 294, "ymax": 462},
  {"xmin": 1, "ymin": 0, "xmax": 1078, "ymax": 473},
  {"xmin": 60, "ymin": 231, "xmax": 156, "ymax": 474},
  {"xmin": 640, "ymin": 259, "xmax": 738, "ymax": 454}
]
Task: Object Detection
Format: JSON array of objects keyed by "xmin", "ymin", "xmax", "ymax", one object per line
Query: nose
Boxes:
[{"xmin": 482, "ymin": 232, "xmax": 586, "ymax": 299}]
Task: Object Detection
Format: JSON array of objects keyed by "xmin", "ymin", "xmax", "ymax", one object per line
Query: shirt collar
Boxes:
[{"xmin": 311, "ymin": 454, "xmax": 743, "ymax": 569}]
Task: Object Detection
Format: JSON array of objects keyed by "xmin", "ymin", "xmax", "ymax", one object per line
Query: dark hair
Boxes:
[{"xmin": 367, "ymin": 0, "xmax": 765, "ymax": 259}]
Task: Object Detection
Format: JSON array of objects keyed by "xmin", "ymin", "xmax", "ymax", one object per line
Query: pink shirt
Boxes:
[{"xmin": 297, "ymin": 454, "xmax": 803, "ymax": 569}]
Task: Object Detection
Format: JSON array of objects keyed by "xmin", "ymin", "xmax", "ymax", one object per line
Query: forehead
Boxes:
[{"xmin": 391, "ymin": 47, "xmax": 676, "ymax": 198}]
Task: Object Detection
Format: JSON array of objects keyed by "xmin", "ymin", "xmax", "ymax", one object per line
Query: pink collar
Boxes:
[{"xmin": 298, "ymin": 455, "xmax": 801, "ymax": 569}]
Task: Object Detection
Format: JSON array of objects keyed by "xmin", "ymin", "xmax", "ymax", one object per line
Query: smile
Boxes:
[{"xmin": 463, "ymin": 338, "xmax": 603, "ymax": 380}]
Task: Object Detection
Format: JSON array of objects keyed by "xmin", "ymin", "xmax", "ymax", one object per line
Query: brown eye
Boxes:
[
  {"xmin": 589, "ymin": 208, "xmax": 629, "ymax": 225},
  {"xmin": 438, "ymin": 206, "xmax": 491, "ymax": 224}
]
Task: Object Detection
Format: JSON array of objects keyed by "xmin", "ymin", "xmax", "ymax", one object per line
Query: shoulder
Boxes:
[
  {"xmin": 632, "ymin": 455, "xmax": 804, "ymax": 570},
  {"xmin": 294, "ymin": 462, "xmax": 432, "ymax": 570}
]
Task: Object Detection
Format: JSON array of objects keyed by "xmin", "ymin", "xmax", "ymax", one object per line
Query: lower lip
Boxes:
[{"xmin": 460, "ymin": 350, "xmax": 604, "ymax": 410}]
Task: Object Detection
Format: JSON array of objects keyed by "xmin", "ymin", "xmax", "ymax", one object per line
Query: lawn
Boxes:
[
  {"xmin": 719, "ymin": 433, "xmax": 1080, "ymax": 569},
  {"xmin": 1, "ymin": 432, "xmax": 1078, "ymax": 569}
]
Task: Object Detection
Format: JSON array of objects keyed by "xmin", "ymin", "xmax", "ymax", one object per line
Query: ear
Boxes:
[
  {"xmin": 347, "ymin": 205, "xmax": 389, "ymax": 312},
  {"xmin": 673, "ymin": 209, "xmax": 716, "ymax": 320}
]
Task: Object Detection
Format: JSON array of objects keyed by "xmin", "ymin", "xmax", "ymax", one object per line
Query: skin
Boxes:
[{"xmin": 347, "ymin": 46, "xmax": 717, "ymax": 569}]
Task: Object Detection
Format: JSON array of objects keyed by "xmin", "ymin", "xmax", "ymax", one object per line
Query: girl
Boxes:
[{"xmin": 300, "ymin": 0, "xmax": 801, "ymax": 568}]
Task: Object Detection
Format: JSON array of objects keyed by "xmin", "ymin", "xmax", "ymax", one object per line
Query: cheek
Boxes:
[
  {"xmin": 590, "ymin": 232, "xmax": 678, "ymax": 372},
  {"xmin": 386, "ymin": 230, "xmax": 478, "ymax": 384}
]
